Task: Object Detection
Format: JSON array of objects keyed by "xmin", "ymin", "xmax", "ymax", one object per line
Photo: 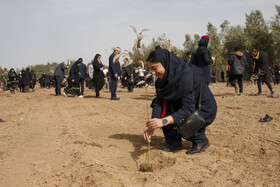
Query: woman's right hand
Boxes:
[
  {"xmin": 144, "ymin": 129, "xmax": 154, "ymax": 143},
  {"xmin": 72, "ymin": 79, "xmax": 74, "ymax": 82}
]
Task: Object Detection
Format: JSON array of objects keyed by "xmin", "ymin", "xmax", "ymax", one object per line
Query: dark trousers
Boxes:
[
  {"xmin": 229, "ymin": 75, "xmax": 243, "ymax": 93},
  {"xmin": 275, "ymin": 75, "xmax": 280, "ymax": 85},
  {"xmin": 109, "ymin": 78, "xmax": 118, "ymax": 98},
  {"xmin": 23, "ymin": 82, "xmax": 30, "ymax": 93},
  {"xmin": 257, "ymin": 73, "xmax": 273, "ymax": 93},
  {"xmin": 162, "ymin": 124, "xmax": 206, "ymax": 145},
  {"xmin": 80, "ymin": 78, "xmax": 85, "ymax": 95},
  {"xmin": 54, "ymin": 76, "xmax": 62, "ymax": 95},
  {"xmin": 128, "ymin": 82, "xmax": 133, "ymax": 92}
]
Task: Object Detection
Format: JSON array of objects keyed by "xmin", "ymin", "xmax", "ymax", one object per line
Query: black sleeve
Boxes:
[
  {"xmin": 151, "ymin": 97, "xmax": 163, "ymax": 119},
  {"xmin": 202, "ymin": 48, "xmax": 213, "ymax": 65}
]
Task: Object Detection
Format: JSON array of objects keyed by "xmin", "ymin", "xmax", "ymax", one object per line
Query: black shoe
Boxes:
[
  {"xmin": 111, "ymin": 97, "xmax": 120, "ymax": 100},
  {"xmin": 256, "ymin": 92, "xmax": 262, "ymax": 95},
  {"xmin": 161, "ymin": 142, "xmax": 182, "ymax": 152},
  {"xmin": 259, "ymin": 114, "xmax": 273, "ymax": 122},
  {"xmin": 186, "ymin": 139, "xmax": 210, "ymax": 155},
  {"xmin": 96, "ymin": 92, "xmax": 100, "ymax": 97}
]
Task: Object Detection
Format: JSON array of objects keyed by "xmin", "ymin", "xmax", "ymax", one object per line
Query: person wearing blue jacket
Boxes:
[
  {"xmin": 79, "ymin": 60, "xmax": 87, "ymax": 95},
  {"xmin": 144, "ymin": 49, "xmax": 217, "ymax": 155},
  {"xmin": 109, "ymin": 47, "xmax": 121, "ymax": 100},
  {"xmin": 196, "ymin": 35, "xmax": 215, "ymax": 85}
]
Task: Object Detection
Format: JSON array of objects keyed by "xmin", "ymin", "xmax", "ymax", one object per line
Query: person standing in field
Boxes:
[
  {"xmin": 54, "ymin": 63, "xmax": 68, "ymax": 96},
  {"xmin": 196, "ymin": 35, "xmax": 215, "ymax": 85},
  {"xmin": 109, "ymin": 47, "xmax": 121, "ymax": 100}
]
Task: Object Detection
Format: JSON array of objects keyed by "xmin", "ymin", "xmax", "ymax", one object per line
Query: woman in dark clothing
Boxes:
[
  {"xmin": 144, "ymin": 49, "xmax": 217, "ymax": 154},
  {"xmin": 8, "ymin": 68, "xmax": 18, "ymax": 93},
  {"xmin": 92, "ymin": 54, "xmax": 105, "ymax": 97},
  {"xmin": 196, "ymin": 35, "xmax": 215, "ymax": 85},
  {"xmin": 64, "ymin": 58, "xmax": 82, "ymax": 98},
  {"xmin": 22, "ymin": 68, "xmax": 32, "ymax": 93},
  {"xmin": 122, "ymin": 58, "xmax": 134, "ymax": 92}
]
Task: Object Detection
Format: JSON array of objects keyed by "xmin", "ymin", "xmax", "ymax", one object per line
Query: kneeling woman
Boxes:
[{"xmin": 144, "ymin": 49, "xmax": 217, "ymax": 154}]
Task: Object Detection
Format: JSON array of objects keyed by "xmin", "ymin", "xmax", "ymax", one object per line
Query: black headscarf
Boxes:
[
  {"xmin": 8, "ymin": 68, "xmax": 17, "ymax": 79},
  {"xmin": 149, "ymin": 49, "xmax": 198, "ymax": 101},
  {"xmin": 198, "ymin": 37, "xmax": 209, "ymax": 47},
  {"xmin": 69, "ymin": 58, "xmax": 82, "ymax": 78}
]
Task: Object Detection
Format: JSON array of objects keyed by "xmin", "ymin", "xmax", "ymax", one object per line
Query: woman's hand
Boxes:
[
  {"xmin": 144, "ymin": 129, "xmax": 154, "ymax": 143},
  {"xmin": 72, "ymin": 79, "xmax": 74, "ymax": 82},
  {"xmin": 146, "ymin": 118, "xmax": 163, "ymax": 130}
]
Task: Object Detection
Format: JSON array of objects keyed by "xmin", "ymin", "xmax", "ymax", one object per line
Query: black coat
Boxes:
[
  {"xmin": 196, "ymin": 38, "xmax": 213, "ymax": 84},
  {"xmin": 108, "ymin": 53, "xmax": 121, "ymax": 79},
  {"xmin": 54, "ymin": 63, "xmax": 67, "ymax": 78},
  {"xmin": 23, "ymin": 70, "xmax": 32, "ymax": 83},
  {"xmin": 254, "ymin": 51, "xmax": 269, "ymax": 73},
  {"xmin": 228, "ymin": 52, "xmax": 247, "ymax": 75},
  {"xmin": 122, "ymin": 64, "xmax": 133, "ymax": 77},
  {"xmin": 69, "ymin": 60, "xmax": 80, "ymax": 81},
  {"xmin": 151, "ymin": 49, "xmax": 217, "ymax": 127}
]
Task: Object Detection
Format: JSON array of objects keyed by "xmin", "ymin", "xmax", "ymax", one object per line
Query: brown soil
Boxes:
[{"xmin": 0, "ymin": 83, "xmax": 279, "ymax": 186}]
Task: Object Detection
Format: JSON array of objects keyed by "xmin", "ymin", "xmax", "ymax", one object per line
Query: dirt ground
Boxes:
[{"xmin": 0, "ymin": 82, "xmax": 279, "ymax": 187}]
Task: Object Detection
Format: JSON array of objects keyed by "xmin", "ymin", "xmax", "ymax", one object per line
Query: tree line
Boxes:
[{"xmin": 2, "ymin": 6, "xmax": 279, "ymax": 80}]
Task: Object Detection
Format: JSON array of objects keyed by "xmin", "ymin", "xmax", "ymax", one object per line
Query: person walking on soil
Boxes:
[
  {"xmin": 228, "ymin": 47, "xmax": 247, "ymax": 96},
  {"xmin": 144, "ymin": 48, "xmax": 217, "ymax": 154},
  {"xmin": 252, "ymin": 49, "xmax": 276, "ymax": 96}
]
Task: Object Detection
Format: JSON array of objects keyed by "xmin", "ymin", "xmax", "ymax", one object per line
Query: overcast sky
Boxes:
[{"xmin": 0, "ymin": 0, "xmax": 278, "ymax": 69}]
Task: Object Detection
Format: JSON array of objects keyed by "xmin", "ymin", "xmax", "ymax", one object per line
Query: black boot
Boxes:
[
  {"xmin": 186, "ymin": 138, "xmax": 210, "ymax": 155},
  {"xmin": 162, "ymin": 142, "xmax": 182, "ymax": 152}
]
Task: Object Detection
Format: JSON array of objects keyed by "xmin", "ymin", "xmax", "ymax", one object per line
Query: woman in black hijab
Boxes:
[
  {"xmin": 92, "ymin": 54, "xmax": 105, "ymax": 97},
  {"xmin": 8, "ymin": 68, "xmax": 18, "ymax": 93},
  {"xmin": 144, "ymin": 48, "xmax": 217, "ymax": 154},
  {"xmin": 64, "ymin": 58, "xmax": 82, "ymax": 98},
  {"xmin": 196, "ymin": 35, "xmax": 215, "ymax": 85}
]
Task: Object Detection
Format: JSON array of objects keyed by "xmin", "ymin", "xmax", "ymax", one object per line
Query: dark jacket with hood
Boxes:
[
  {"xmin": 196, "ymin": 37, "xmax": 213, "ymax": 84},
  {"xmin": 150, "ymin": 49, "xmax": 217, "ymax": 130},
  {"xmin": 254, "ymin": 51, "xmax": 269, "ymax": 73},
  {"xmin": 228, "ymin": 51, "xmax": 247, "ymax": 75}
]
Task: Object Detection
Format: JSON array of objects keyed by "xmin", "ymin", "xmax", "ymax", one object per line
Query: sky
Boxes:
[{"xmin": 0, "ymin": 0, "xmax": 279, "ymax": 69}]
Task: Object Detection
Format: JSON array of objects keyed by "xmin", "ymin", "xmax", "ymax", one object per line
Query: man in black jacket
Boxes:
[
  {"xmin": 22, "ymin": 68, "xmax": 32, "ymax": 93},
  {"xmin": 109, "ymin": 47, "xmax": 121, "ymax": 100},
  {"xmin": 252, "ymin": 49, "xmax": 275, "ymax": 96},
  {"xmin": 228, "ymin": 47, "xmax": 247, "ymax": 96},
  {"xmin": 54, "ymin": 63, "xmax": 68, "ymax": 96}
]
